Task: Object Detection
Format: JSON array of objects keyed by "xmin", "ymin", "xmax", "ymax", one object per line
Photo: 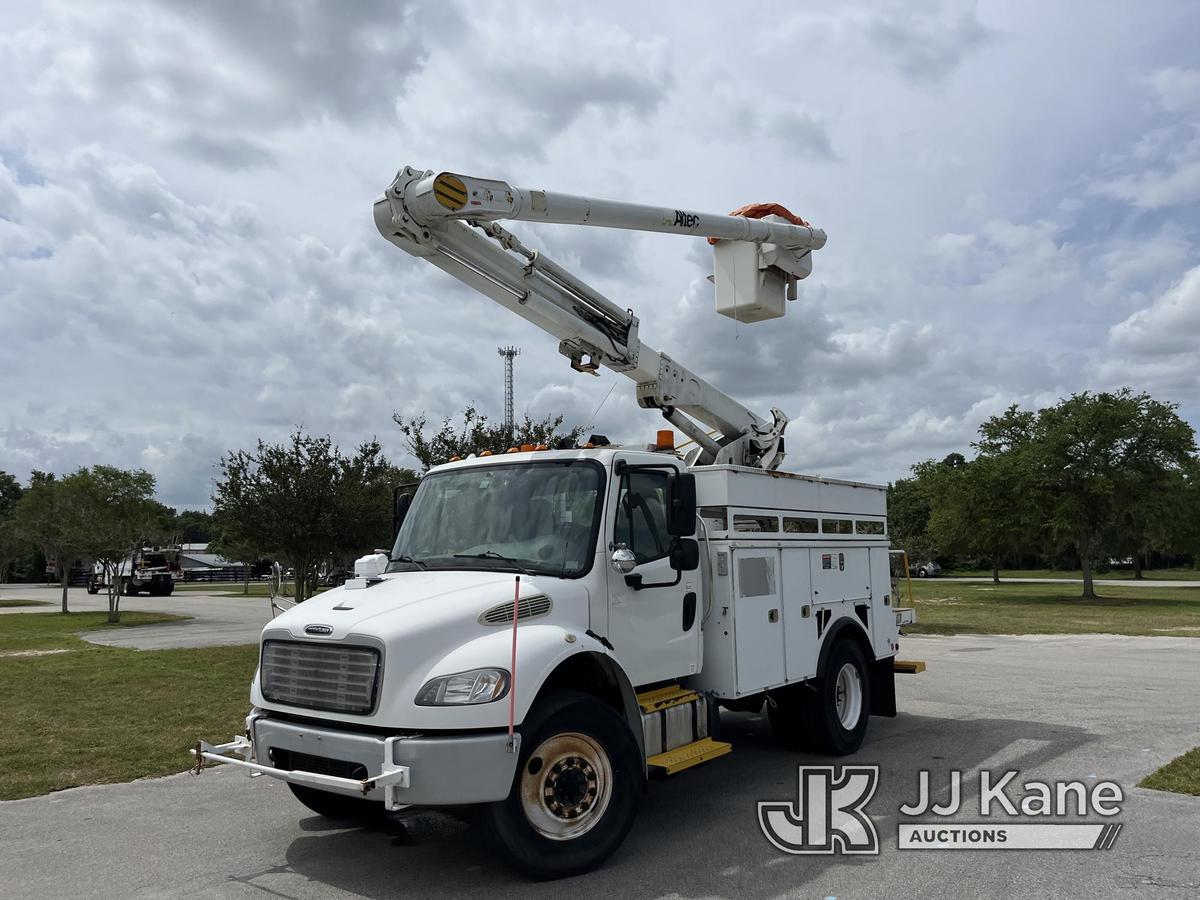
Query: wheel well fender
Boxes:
[
  {"xmin": 816, "ymin": 615, "xmax": 873, "ymax": 676},
  {"xmin": 536, "ymin": 650, "xmax": 646, "ymax": 777},
  {"xmin": 816, "ymin": 616, "xmax": 894, "ymax": 717}
]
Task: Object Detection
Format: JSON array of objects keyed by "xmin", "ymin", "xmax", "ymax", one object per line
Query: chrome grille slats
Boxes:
[
  {"xmin": 479, "ymin": 594, "xmax": 552, "ymax": 625},
  {"xmin": 260, "ymin": 640, "xmax": 380, "ymax": 714}
]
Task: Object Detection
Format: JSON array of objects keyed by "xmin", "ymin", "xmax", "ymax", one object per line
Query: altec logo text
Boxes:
[{"xmin": 759, "ymin": 766, "xmax": 1124, "ymax": 854}]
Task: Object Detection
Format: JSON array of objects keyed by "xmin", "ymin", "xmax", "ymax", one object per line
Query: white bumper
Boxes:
[{"xmin": 193, "ymin": 714, "xmax": 521, "ymax": 811}]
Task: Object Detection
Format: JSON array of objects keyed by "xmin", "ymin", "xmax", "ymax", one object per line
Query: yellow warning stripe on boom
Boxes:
[{"xmin": 433, "ymin": 173, "xmax": 468, "ymax": 211}]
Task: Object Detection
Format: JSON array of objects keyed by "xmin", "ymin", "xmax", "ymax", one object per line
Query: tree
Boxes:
[
  {"xmin": 209, "ymin": 519, "xmax": 268, "ymax": 596},
  {"xmin": 0, "ymin": 471, "xmax": 24, "ymax": 583},
  {"xmin": 11, "ymin": 471, "xmax": 94, "ymax": 612},
  {"xmin": 394, "ymin": 405, "xmax": 586, "ymax": 472},
  {"xmin": 174, "ymin": 509, "xmax": 216, "ymax": 544},
  {"xmin": 213, "ymin": 432, "xmax": 405, "ymax": 603},
  {"xmin": 887, "ymin": 454, "xmax": 967, "ymax": 565},
  {"xmin": 928, "ymin": 452, "xmax": 1041, "ymax": 583},
  {"xmin": 78, "ymin": 466, "xmax": 164, "ymax": 623},
  {"xmin": 980, "ymin": 391, "xmax": 1196, "ymax": 599}
]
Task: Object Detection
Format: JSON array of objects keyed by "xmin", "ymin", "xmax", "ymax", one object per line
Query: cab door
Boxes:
[{"xmin": 604, "ymin": 458, "xmax": 701, "ymax": 686}]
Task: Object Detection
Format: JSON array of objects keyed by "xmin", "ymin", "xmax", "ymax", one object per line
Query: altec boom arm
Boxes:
[{"xmin": 374, "ymin": 166, "xmax": 827, "ymax": 469}]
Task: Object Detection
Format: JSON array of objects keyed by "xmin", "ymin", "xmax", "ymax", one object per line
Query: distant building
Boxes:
[{"xmin": 180, "ymin": 544, "xmax": 246, "ymax": 581}]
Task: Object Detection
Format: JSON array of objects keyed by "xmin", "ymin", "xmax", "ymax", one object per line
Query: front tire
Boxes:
[
  {"xmin": 287, "ymin": 784, "xmax": 385, "ymax": 822},
  {"xmin": 478, "ymin": 691, "xmax": 641, "ymax": 880}
]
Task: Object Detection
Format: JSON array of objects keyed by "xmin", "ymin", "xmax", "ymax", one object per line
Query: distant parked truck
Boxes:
[{"xmin": 88, "ymin": 547, "xmax": 180, "ymax": 597}]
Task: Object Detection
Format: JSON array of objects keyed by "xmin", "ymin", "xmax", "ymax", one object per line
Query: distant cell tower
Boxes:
[{"xmin": 498, "ymin": 346, "xmax": 520, "ymax": 437}]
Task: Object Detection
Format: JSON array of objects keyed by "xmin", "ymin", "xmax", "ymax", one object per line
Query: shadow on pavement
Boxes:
[{"xmin": 225, "ymin": 709, "xmax": 1097, "ymax": 899}]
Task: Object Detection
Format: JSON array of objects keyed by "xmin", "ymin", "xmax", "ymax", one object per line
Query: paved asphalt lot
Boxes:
[
  {"xmin": 0, "ymin": 584, "xmax": 270, "ymax": 648},
  {"xmin": 1, "ymin": 593, "xmax": 1199, "ymax": 897}
]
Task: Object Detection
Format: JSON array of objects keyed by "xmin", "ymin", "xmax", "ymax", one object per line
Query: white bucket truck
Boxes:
[{"xmin": 194, "ymin": 168, "xmax": 917, "ymax": 878}]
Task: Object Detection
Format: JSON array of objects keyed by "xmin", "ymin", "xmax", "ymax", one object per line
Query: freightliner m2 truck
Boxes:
[{"xmin": 194, "ymin": 168, "xmax": 917, "ymax": 878}]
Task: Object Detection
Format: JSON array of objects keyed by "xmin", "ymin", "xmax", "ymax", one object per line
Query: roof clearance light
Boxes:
[{"xmin": 520, "ymin": 443, "xmax": 535, "ymax": 452}]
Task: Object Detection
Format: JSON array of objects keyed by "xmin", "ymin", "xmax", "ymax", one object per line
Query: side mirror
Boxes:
[
  {"xmin": 392, "ymin": 489, "xmax": 413, "ymax": 538},
  {"xmin": 668, "ymin": 472, "xmax": 697, "ymax": 536},
  {"xmin": 670, "ymin": 538, "xmax": 700, "ymax": 572},
  {"xmin": 611, "ymin": 546, "xmax": 636, "ymax": 574}
]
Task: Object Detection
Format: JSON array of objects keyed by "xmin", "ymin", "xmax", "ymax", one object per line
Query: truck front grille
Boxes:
[{"xmin": 260, "ymin": 640, "xmax": 381, "ymax": 714}]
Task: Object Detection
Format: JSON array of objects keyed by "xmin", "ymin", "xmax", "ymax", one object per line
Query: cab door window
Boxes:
[{"xmin": 615, "ymin": 471, "xmax": 671, "ymax": 565}]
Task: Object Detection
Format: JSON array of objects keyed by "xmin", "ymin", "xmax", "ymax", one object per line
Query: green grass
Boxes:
[
  {"xmin": 1140, "ymin": 748, "xmax": 1200, "ymax": 796},
  {"xmin": 946, "ymin": 567, "xmax": 1199, "ymax": 581},
  {"xmin": 0, "ymin": 611, "xmax": 257, "ymax": 800},
  {"xmin": 0, "ymin": 598, "xmax": 52, "ymax": 608},
  {"xmin": 901, "ymin": 580, "xmax": 1200, "ymax": 637}
]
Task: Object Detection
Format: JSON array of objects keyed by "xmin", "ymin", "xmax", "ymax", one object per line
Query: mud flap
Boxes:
[{"xmin": 869, "ymin": 656, "xmax": 897, "ymax": 717}]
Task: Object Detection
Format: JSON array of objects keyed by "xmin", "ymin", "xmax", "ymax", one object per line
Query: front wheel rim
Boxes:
[
  {"xmin": 520, "ymin": 731, "xmax": 613, "ymax": 841},
  {"xmin": 834, "ymin": 662, "xmax": 863, "ymax": 729}
]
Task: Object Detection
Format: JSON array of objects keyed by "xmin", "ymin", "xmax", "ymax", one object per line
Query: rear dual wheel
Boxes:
[{"xmin": 768, "ymin": 639, "xmax": 870, "ymax": 756}]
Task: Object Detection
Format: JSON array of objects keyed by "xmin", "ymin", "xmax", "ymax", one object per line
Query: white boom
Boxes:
[{"xmin": 374, "ymin": 166, "xmax": 827, "ymax": 469}]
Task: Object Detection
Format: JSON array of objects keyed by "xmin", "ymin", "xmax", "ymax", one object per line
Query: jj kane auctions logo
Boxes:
[{"xmin": 759, "ymin": 766, "xmax": 1124, "ymax": 854}]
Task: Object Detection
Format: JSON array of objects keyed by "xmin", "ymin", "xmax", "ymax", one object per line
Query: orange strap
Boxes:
[{"xmin": 708, "ymin": 203, "xmax": 810, "ymax": 244}]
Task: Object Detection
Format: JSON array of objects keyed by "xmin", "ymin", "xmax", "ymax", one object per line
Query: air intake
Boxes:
[{"xmin": 479, "ymin": 594, "xmax": 552, "ymax": 625}]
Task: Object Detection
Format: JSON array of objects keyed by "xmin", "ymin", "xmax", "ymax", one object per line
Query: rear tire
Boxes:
[
  {"xmin": 478, "ymin": 690, "xmax": 641, "ymax": 880},
  {"xmin": 769, "ymin": 639, "xmax": 871, "ymax": 756},
  {"xmin": 287, "ymin": 784, "xmax": 385, "ymax": 822}
]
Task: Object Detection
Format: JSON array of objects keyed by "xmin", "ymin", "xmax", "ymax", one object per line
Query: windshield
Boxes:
[{"xmin": 388, "ymin": 460, "xmax": 604, "ymax": 578}]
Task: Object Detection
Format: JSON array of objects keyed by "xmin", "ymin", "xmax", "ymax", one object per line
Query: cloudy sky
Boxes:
[{"xmin": 2, "ymin": 1, "xmax": 1198, "ymax": 509}]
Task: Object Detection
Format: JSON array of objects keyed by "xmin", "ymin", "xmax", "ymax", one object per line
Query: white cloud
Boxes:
[
  {"xmin": 2, "ymin": 0, "xmax": 1200, "ymax": 505},
  {"xmin": 1148, "ymin": 66, "xmax": 1200, "ymax": 114},
  {"xmin": 1109, "ymin": 266, "xmax": 1200, "ymax": 355}
]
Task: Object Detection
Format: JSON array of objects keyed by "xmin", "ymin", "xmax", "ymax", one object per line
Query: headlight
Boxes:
[{"xmin": 416, "ymin": 668, "xmax": 510, "ymax": 706}]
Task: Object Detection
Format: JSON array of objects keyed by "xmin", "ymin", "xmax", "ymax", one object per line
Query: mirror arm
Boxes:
[{"xmin": 626, "ymin": 570, "xmax": 682, "ymax": 592}]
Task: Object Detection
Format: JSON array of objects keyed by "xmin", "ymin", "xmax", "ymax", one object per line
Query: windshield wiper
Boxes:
[
  {"xmin": 391, "ymin": 554, "xmax": 427, "ymax": 570},
  {"xmin": 453, "ymin": 550, "xmax": 535, "ymax": 575}
]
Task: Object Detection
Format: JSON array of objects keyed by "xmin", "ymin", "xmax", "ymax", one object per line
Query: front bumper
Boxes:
[{"xmin": 193, "ymin": 714, "xmax": 521, "ymax": 811}]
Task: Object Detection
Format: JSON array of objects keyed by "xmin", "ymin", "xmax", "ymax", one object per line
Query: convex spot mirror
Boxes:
[{"xmin": 611, "ymin": 546, "xmax": 636, "ymax": 574}]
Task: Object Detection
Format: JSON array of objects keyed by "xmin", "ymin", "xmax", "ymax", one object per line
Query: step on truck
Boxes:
[{"xmin": 194, "ymin": 168, "xmax": 918, "ymax": 879}]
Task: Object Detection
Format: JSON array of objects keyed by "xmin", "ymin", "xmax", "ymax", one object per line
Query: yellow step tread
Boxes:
[
  {"xmin": 636, "ymin": 684, "xmax": 700, "ymax": 714},
  {"xmin": 894, "ymin": 659, "xmax": 926, "ymax": 674},
  {"xmin": 647, "ymin": 738, "xmax": 732, "ymax": 774}
]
